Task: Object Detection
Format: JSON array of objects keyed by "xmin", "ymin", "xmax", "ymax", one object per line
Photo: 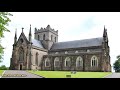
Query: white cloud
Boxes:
[{"xmin": 0, "ymin": 12, "xmax": 120, "ymax": 72}]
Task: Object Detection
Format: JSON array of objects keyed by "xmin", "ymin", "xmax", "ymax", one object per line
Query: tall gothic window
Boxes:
[
  {"xmin": 35, "ymin": 52, "xmax": 38, "ymax": 66},
  {"xmin": 20, "ymin": 38, "xmax": 23, "ymax": 44},
  {"xmin": 19, "ymin": 47, "xmax": 24, "ymax": 61},
  {"xmin": 54, "ymin": 57, "xmax": 60, "ymax": 67},
  {"xmin": 55, "ymin": 37, "xmax": 56, "ymax": 42},
  {"xmin": 76, "ymin": 56, "xmax": 83, "ymax": 67},
  {"xmin": 51, "ymin": 35, "xmax": 53, "ymax": 41},
  {"xmin": 38, "ymin": 35, "xmax": 39, "ymax": 40},
  {"xmin": 43, "ymin": 34, "xmax": 45, "ymax": 40},
  {"xmin": 91, "ymin": 55, "xmax": 98, "ymax": 67},
  {"xmin": 65, "ymin": 57, "xmax": 71, "ymax": 67},
  {"xmin": 45, "ymin": 58, "xmax": 50, "ymax": 67}
]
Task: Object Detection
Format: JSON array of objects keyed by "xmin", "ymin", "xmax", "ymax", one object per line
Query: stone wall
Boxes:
[
  {"xmin": 41, "ymin": 53, "xmax": 103, "ymax": 71},
  {"xmin": 31, "ymin": 47, "xmax": 48, "ymax": 70}
]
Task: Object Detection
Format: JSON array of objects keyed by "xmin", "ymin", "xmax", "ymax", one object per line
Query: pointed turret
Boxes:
[
  {"xmin": 28, "ymin": 24, "xmax": 32, "ymax": 70},
  {"xmin": 103, "ymin": 25, "xmax": 106, "ymax": 37},
  {"xmin": 103, "ymin": 25, "xmax": 108, "ymax": 42},
  {"xmin": 22, "ymin": 27, "xmax": 24, "ymax": 33},
  {"xmin": 29, "ymin": 24, "xmax": 32, "ymax": 42},
  {"xmin": 14, "ymin": 29, "xmax": 17, "ymax": 44}
]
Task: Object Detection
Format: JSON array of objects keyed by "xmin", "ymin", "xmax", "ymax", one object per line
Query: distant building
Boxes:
[{"xmin": 10, "ymin": 25, "xmax": 111, "ymax": 72}]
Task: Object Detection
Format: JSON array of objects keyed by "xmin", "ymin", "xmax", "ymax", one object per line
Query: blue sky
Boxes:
[{"xmin": 1, "ymin": 12, "xmax": 120, "ymax": 72}]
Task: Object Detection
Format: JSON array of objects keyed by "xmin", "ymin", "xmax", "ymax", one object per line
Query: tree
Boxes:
[
  {"xmin": 113, "ymin": 55, "xmax": 120, "ymax": 72},
  {"xmin": 0, "ymin": 12, "xmax": 13, "ymax": 62},
  {"xmin": 0, "ymin": 65, "xmax": 9, "ymax": 70}
]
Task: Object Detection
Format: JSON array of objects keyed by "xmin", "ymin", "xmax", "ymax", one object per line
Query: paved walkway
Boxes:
[
  {"xmin": 1, "ymin": 70, "xmax": 44, "ymax": 78},
  {"xmin": 104, "ymin": 73, "xmax": 120, "ymax": 78}
]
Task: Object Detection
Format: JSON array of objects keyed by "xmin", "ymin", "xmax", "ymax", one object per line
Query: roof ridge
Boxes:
[{"xmin": 56, "ymin": 37, "xmax": 103, "ymax": 44}]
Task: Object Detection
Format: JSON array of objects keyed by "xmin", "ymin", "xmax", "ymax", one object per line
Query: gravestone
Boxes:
[{"xmin": 66, "ymin": 75, "xmax": 71, "ymax": 78}]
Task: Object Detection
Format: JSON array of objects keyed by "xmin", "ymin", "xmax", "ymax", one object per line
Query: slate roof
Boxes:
[
  {"xmin": 26, "ymin": 37, "xmax": 44, "ymax": 48},
  {"xmin": 32, "ymin": 39, "xmax": 44, "ymax": 48},
  {"xmin": 51, "ymin": 37, "xmax": 103, "ymax": 50}
]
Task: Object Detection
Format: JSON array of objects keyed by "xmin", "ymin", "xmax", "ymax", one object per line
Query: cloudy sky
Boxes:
[{"xmin": 0, "ymin": 12, "xmax": 120, "ymax": 72}]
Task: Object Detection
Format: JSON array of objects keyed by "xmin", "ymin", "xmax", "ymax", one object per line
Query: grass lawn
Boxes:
[
  {"xmin": 28, "ymin": 71, "xmax": 111, "ymax": 78},
  {"xmin": 0, "ymin": 70, "xmax": 4, "ymax": 76}
]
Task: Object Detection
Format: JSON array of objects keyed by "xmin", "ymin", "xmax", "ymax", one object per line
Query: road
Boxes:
[
  {"xmin": 1, "ymin": 70, "xmax": 44, "ymax": 78},
  {"xmin": 104, "ymin": 73, "xmax": 120, "ymax": 78}
]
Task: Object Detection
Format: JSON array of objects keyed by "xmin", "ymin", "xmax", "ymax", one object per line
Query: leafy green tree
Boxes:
[
  {"xmin": 0, "ymin": 12, "xmax": 13, "ymax": 62},
  {"xmin": 113, "ymin": 55, "xmax": 120, "ymax": 72},
  {"xmin": 0, "ymin": 65, "xmax": 9, "ymax": 70}
]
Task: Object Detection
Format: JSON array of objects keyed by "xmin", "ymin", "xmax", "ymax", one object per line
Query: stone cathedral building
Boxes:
[{"xmin": 10, "ymin": 25, "xmax": 111, "ymax": 72}]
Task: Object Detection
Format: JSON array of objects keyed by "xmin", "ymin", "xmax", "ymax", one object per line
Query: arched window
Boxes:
[
  {"xmin": 87, "ymin": 49, "xmax": 90, "ymax": 52},
  {"xmin": 75, "ymin": 51, "xmax": 78, "ymax": 53},
  {"xmin": 55, "ymin": 37, "xmax": 56, "ymax": 42},
  {"xmin": 51, "ymin": 35, "xmax": 53, "ymax": 41},
  {"xmin": 38, "ymin": 35, "xmax": 39, "ymax": 40},
  {"xmin": 19, "ymin": 47, "xmax": 24, "ymax": 61},
  {"xmin": 91, "ymin": 55, "xmax": 98, "ymax": 67},
  {"xmin": 45, "ymin": 58, "xmax": 50, "ymax": 67},
  {"xmin": 54, "ymin": 57, "xmax": 60, "ymax": 67},
  {"xmin": 43, "ymin": 34, "xmax": 45, "ymax": 40},
  {"xmin": 35, "ymin": 52, "xmax": 38, "ymax": 66},
  {"xmin": 65, "ymin": 51, "xmax": 68, "ymax": 54},
  {"xmin": 76, "ymin": 56, "xmax": 83, "ymax": 67},
  {"xmin": 65, "ymin": 57, "xmax": 71, "ymax": 67},
  {"xmin": 55, "ymin": 52, "xmax": 58, "ymax": 54}
]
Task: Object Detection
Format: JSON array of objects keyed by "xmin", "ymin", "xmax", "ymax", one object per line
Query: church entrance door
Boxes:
[{"xmin": 20, "ymin": 64, "xmax": 22, "ymax": 70}]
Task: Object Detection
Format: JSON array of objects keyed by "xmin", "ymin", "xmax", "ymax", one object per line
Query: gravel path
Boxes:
[
  {"xmin": 104, "ymin": 73, "xmax": 120, "ymax": 78},
  {"xmin": 1, "ymin": 70, "xmax": 44, "ymax": 78}
]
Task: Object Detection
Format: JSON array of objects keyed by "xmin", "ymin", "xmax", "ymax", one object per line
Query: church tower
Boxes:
[{"xmin": 34, "ymin": 25, "xmax": 58, "ymax": 50}]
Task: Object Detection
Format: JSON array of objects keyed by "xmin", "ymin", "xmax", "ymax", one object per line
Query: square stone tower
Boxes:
[{"xmin": 34, "ymin": 25, "xmax": 58, "ymax": 50}]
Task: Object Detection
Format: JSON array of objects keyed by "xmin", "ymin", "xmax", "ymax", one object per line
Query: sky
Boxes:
[{"xmin": 0, "ymin": 12, "xmax": 120, "ymax": 72}]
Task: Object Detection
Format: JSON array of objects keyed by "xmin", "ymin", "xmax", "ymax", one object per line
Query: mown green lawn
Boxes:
[
  {"xmin": 28, "ymin": 71, "xmax": 111, "ymax": 78},
  {"xmin": 0, "ymin": 70, "xmax": 4, "ymax": 76}
]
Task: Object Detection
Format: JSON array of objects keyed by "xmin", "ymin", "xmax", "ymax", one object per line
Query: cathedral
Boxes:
[{"xmin": 10, "ymin": 25, "xmax": 111, "ymax": 72}]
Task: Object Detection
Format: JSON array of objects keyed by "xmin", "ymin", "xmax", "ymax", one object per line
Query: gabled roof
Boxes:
[
  {"xmin": 16, "ymin": 31, "xmax": 44, "ymax": 49},
  {"xmin": 16, "ymin": 32, "xmax": 29, "ymax": 45},
  {"xmin": 51, "ymin": 37, "xmax": 103, "ymax": 50}
]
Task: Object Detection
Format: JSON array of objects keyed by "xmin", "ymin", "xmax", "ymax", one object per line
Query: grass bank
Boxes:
[
  {"xmin": 0, "ymin": 70, "xmax": 4, "ymax": 76},
  {"xmin": 28, "ymin": 71, "xmax": 111, "ymax": 78}
]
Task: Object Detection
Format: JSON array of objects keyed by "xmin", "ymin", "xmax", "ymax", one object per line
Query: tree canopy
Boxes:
[
  {"xmin": 113, "ymin": 55, "xmax": 120, "ymax": 72},
  {"xmin": 0, "ymin": 65, "xmax": 9, "ymax": 70},
  {"xmin": 0, "ymin": 12, "xmax": 13, "ymax": 62}
]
